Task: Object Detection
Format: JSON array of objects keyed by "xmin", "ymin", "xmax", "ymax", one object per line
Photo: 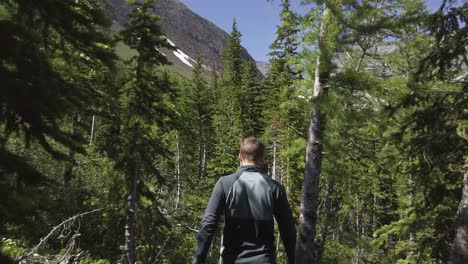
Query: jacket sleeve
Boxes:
[
  {"xmin": 193, "ymin": 178, "xmax": 225, "ymax": 264},
  {"xmin": 273, "ymin": 184, "xmax": 296, "ymax": 264}
]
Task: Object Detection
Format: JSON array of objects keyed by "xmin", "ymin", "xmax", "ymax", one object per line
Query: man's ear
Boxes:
[{"xmin": 239, "ymin": 153, "xmax": 244, "ymax": 164}]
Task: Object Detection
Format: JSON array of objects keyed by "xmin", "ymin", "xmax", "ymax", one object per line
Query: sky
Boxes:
[{"xmin": 179, "ymin": 0, "xmax": 443, "ymax": 62}]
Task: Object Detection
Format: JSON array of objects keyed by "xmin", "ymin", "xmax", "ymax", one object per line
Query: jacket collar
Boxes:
[{"xmin": 237, "ymin": 165, "xmax": 261, "ymax": 173}]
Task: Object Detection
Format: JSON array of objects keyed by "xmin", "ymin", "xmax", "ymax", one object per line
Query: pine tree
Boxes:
[
  {"xmin": 210, "ymin": 20, "xmax": 245, "ymax": 176},
  {"xmin": 296, "ymin": 0, "xmax": 406, "ymax": 261},
  {"xmin": 189, "ymin": 58, "xmax": 214, "ymax": 178},
  {"xmin": 408, "ymin": 1, "xmax": 467, "ymax": 262},
  {"xmin": 296, "ymin": 6, "xmax": 336, "ymax": 262},
  {"xmin": 118, "ymin": 1, "xmax": 176, "ymax": 263},
  {"xmin": 263, "ymin": 0, "xmax": 303, "ymax": 183},
  {"xmin": 268, "ymin": 0, "xmax": 300, "ymax": 78},
  {"xmin": 0, "ymin": 0, "xmax": 116, "ymax": 230},
  {"xmin": 0, "ymin": 0, "xmax": 115, "ymax": 174},
  {"xmin": 240, "ymin": 60, "xmax": 264, "ymax": 137}
]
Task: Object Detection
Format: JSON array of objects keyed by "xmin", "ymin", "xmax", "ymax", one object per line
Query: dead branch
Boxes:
[{"xmin": 17, "ymin": 208, "xmax": 102, "ymax": 263}]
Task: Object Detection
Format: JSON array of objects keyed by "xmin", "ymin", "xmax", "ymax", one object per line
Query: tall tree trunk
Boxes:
[
  {"xmin": 408, "ymin": 171, "xmax": 415, "ymax": 242},
  {"xmin": 124, "ymin": 160, "xmax": 138, "ymax": 264},
  {"xmin": 202, "ymin": 142, "xmax": 207, "ymax": 178},
  {"xmin": 296, "ymin": 103, "xmax": 323, "ymax": 263},
  {"xmin": 272, "ymin": 112, "xmax": 279, "ymax": 180},
  {"xmin": 450, "ymin": 165, "xmax": 468, "ymax": 263},
  {"xmin": 64, "ymin": 114, "xmax": 79, "ymax": 185},
  {"xmin": 89, "ymin": 115, "xmax": 96, "ymax": 146},
  {"xmin": 198, "ymin": 139, "xmax": 202, "ymax": 178},
  {"xmin": 272, "ymin": 138, "xmax": 278, "ymax": 180},
  {"xmin": 354, "ymin": 195, "xmax": 361, "ymax": 264},
  {"xmin": 175, "ymin": 136, "xmax": 181, "ymax": 209},
  {"xmin": 296, "ymin": 8, "xmax": 329, "ymax": 262}
]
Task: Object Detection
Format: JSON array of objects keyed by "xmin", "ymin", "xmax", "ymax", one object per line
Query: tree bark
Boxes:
[
  {"xmin": 202, "ymin": 142, "xmax": 207, "ymax": 178},
  {"xmin": 354, "ymin": 195, "xmax": 361, "ymax": 264},
  {"xmin": 124, "ymin": 160, "xmax": 138, "ymax": 264},
  {"xmin": 296, "ymin": 8, "xmax": 329, "ymax": 263},
  {"xmin": 296, "ymin": 104, "xmax": 323, "ymax": 263},
  {"xmin": 272, "ymin": 112, "xmax": 279, "ymax": 181},
  {"xmin": 408, "ymin": 171, "xmax": 415, "ymax": 242},
  {"xmin": 198, "ymin": 142, "xmax": 202, "ymax": 178},
  {"xmin": 450, "ymin": 165, "xmax": 468, "ymax": 264},
  {"xmin": 89, "ymin": 115, "xmax": 96, "ymax": 146},
  {"xmin": 272, "ymin": 137, "xmax": 278, "ymax": 180},
  {"xmin": 175, "ymin": 136, "xmax": 181, "ymax": 209}
]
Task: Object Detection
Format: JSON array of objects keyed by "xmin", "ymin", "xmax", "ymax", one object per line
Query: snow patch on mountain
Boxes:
[
  {"xmin": 166, "ymin": 38, "xmax": 176, "ymax": 47},
  {"xmin": 166, "ymin": 37, "xmax": 211, "ymax": 70},
  {"xmin": 173, "ymin": 49, "xmax": 196, "ymax": 68},
  {"xmin": 165, "ymin": 38, "xmax": 195, "ymax": 68}
]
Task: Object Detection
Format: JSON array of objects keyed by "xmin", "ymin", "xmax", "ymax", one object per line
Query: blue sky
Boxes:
[{"xmin": 180, "ymin": 0, "xmax": 443, "ymax": 62}]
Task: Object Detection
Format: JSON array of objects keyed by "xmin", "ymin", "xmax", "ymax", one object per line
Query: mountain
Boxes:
[
  {"xmin": 256, "ymin": 61, "xmax": 271, "ymax": 77},
  {"xmin": 104, "ymin": 0, "xmax": 262, "ymax": 77}
]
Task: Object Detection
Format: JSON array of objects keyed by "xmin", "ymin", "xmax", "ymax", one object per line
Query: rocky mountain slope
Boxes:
[
  {"xmin": 104, "ymin": 0, "xmax": 260, "ymax": 77},
  {"xmin": 256, "ymin": 61, "xmax": 271, "ymax": 77}
]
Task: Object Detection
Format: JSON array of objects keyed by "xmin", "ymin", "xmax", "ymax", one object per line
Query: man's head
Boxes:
[{"xmin": 239, "ymin": 137, "xmax": 265, "ymax": 166}]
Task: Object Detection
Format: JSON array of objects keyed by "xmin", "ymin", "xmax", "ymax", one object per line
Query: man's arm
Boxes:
[
  {"xmin": 193, "ymin": 178, "xmax": 224, "ymax": 264},
  {"xmin": 273, "ymin": 184, "xmax": 296, "ymax": 264}
]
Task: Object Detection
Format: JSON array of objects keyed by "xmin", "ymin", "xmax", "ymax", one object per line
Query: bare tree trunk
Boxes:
[
  {"xmin": 202, "ymin": 142, "xmax": 207, "ymax": 178},
  {"xmin": 272, "ymin": 137, "xmax": 278, "ymax": 180},
  {"xmin": 296, "ymin": 104, "xmax": 323, "ymax": 263},
  {"xmin": 295, "ymin": 9, "xmax": 328, "ymax": 262},
  {"xmin": 372, "ymin": 193, "xmax": 376, "ymax": 233},
  {"xmin": 89, "ymin": 115, "xmax": 96, "ymax": 147},
  {"xmin": 271, "ymin": 113, "xmax": 279, "ymax": 180},
  {"xmin": 354, "ymin": 195, "xmax": 361, "ymax": 264},
  {"xmin": 408, "ymin": 171, "xmax": 415, "ymax": 242},
  {"xmin": 450, "ymin": 165, "xmax": 468, "ymax": 264},
  {"xmin": 175, "ymin": 137, "xmax": 181, "ymax": 210},
  {"xmin": 124, "ymin": 160, "xmax": 138, "ymax": 264},
  {"xmin": 64, "ymin": 114, "xmax": 79, "ymax": 185}
]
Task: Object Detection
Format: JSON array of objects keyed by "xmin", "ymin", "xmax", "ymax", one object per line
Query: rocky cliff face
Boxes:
[
  {"xmin": 256, "ymin": 61, "xmax": 271, "ymax": 77},
  {"xmin": 104, "ymin": 0, "xmax": 259, "ymax": 74}
]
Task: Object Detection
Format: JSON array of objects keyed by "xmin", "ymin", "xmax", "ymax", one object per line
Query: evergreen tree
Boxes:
[
  {"xmin": 211, "ymin": 20, "xmax": 245, "ymax": 176},
  {"xmin": 295, "ymin": 0, "xmax": 415, "ymax": 261},
  {"xmin": 240, "ymin": 60, "xmax": 264, "ymax": 137},
  {"xmin": 190, "ymin": 58, "xmax": 215, "ymax": 178},
  {"xmin": 262, "ymin": 0, "xmax": 304, "ymax": 185},
  {"xmin": 1, "ymin": 0, "xmax": 467, "ymax": 263},
  {"xmin": 0, "ymin": 0, "xmax": 115, "ymax": 232},
  {"xmin": 393, "ymin": 1, "xmax": 467, "ymax": 262},
  {"xmin": 117, "ymin": 1, "xmax": 177, "ymax": 262}
]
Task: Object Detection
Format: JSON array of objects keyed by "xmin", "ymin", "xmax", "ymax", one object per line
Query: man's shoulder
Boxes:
[
  {"xmin": 217, "ymin": 167, "xmax": 286, "ymax": 191},
  {"xmin": 265, "ymin": 176, "xmax": 285, "ymax": 193},
  {"xmin": 260, "ymin": 174, "xmax": 280, "ymax": 185},
  {"xmin": 218, "ymin": 170, "xmax": 243, "ymax": 185}
]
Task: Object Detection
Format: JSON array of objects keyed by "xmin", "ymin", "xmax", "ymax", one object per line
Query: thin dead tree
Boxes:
[
  {"xmin": 296, "ymin": 6, "xmax": 333, "ymax": 263},
  {"xmin": 18, "ymin": 208, "xmax": 102, "ymax": 264},
  {"xmin": 449, "ymin": 165, "xmax": 468, "ymax": 264}
]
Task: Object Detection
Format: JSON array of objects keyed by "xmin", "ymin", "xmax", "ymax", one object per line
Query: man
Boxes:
[{"xmin": 194, "ymin": 137, "xmax": 296, "ymax": 264}]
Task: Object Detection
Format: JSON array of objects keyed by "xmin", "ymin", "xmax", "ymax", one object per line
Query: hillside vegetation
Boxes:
[{"xmin": 0, "ymin": 0, "xmax": 466, "ymax": 263}]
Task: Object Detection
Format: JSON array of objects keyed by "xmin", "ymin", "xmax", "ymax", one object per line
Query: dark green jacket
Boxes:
[{"xmin": 194, "ymin": 165, "xmax": 296, "ymax": 264}]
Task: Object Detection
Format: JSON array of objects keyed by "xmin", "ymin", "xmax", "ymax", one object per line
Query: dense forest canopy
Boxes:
[{"xmin": 0, "ymin": 0, "xmax": 466, "ymax": 263}]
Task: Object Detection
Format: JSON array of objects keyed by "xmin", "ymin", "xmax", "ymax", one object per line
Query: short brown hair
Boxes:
[{"xmin": 240, "ymin": 137, "xmax": 265, "ymax": 165}]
